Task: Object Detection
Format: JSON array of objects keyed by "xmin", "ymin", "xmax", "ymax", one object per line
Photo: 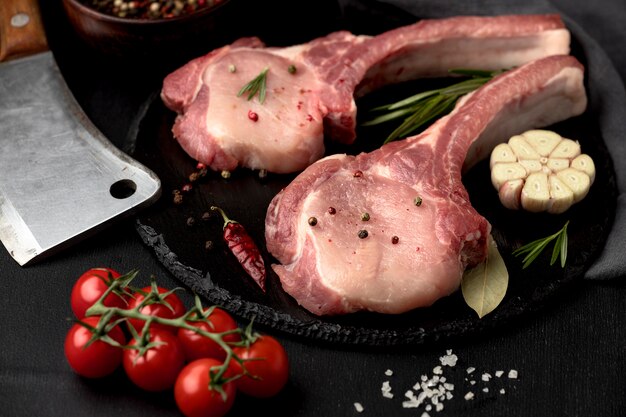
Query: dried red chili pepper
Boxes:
[{"xmin": 210, "ymin": 206, "xmax": 266, "ymax": 292}]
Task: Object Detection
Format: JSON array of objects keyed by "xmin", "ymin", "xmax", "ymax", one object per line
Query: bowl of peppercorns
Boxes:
[{"xmin": 62, "ymin": 0, "xmax": 237, "ymax": 65}]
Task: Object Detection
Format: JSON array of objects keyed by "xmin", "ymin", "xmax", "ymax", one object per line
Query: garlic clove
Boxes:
[
  {"xmin": 521, "ymin": 129, "xmax": 562, "ymax": 156},
  {"xmin": 546, "ymin": 158, "xmax": 570, "ymax": 172},
  {"xmin": 547, "ymin": 175, "xmax": 574, "ymax": 214},
  {"xmin": 571, "ymin": 154, "xmax": 596, "ymax": 183},
  {"xmin": 550, "ymin": 138, "xmax": 581, "ymax": 159},
  {"xmin": 490, "ymin": 143, "xmax": 517, "ymax": 168},
  {"xmin": 521, "ymin": 172, "xmax": 550, "ymax": 212},
  {"xmin": 518, "ymin": 159, "xmax": 542, "ymax": 173},
  {"xmin": 498, "ymin": 179, "xmax": 523, "ymax": 210},
  {"xmin": 491, "ymin": 162, "xmax": 527, "ymax": 189},
  {"xmin": 556, "ymin": 168, "xmax": 591, "ymax": 202},
  {"xmin": 508, "ymin": 135, "xmax": 541, "ymax": 160}
]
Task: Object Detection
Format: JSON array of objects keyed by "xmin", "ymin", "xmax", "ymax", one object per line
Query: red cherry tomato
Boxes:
[
  {"xmin": 64, "ymin": 316, "xmax": 125, "ymax": 378},
  {"xmin": 175, "ymin": 358, "xmax": 237, "ymax": 417},
  {"xmin": 232, "ymin": 335, "xmax": 289, "ymax": 398},
  {"xmin": 126, "ymin": 286, "xmax": 186, "ymax": 334},
  {"xmin": 70, "ymin": 267, "xmax": 126, "ymax": 318},
  {"xmin": 178, "ymin": 308, "xmax": 241, "ymax": 362},
  {"xmin": 122, "ymin": 328, "xmax": 186, "ymax": 392}
]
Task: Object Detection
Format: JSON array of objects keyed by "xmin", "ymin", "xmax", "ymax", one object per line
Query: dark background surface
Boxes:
[{"xmin": 1, "ymin": 1, "xmax": 625, "ymax": 416}]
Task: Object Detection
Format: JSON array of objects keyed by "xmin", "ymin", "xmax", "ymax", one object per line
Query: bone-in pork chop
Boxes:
[
  {"xmin": 265, "ymin": 55, "xmax": 587, "ymax": 316},
  {"xmin": 161, "ymin": 15, "xmax": 570, "ymax": 174}
]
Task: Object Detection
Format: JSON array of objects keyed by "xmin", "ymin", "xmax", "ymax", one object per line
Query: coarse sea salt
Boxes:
[
  {"xmin": 358, "ymin": 349, "xmax": 520, "ymax": 414},
  {"xmin": 439, "ymin": 350, "xmax": 458, "ymax": 367},
  {"xmin": 382, "ymin": 381, "xmax": 394, "ymax": 399}
]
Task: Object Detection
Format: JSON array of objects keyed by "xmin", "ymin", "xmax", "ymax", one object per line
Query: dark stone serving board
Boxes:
[{"xmin": 131, "ymin": 34, "xmax": 616, "ymax": 347}]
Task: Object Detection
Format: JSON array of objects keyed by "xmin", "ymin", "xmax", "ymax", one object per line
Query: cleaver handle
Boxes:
[{"xmin": 0, "ymin": 0, "xmax": 48, "ymax": 62}]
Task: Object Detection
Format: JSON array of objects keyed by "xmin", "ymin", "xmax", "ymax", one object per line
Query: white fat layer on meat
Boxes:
[
  {"xmin": 357, "ymin": 29, "xmax": 570, "ymax": 96},
  {"xmin": 464, "ymin": 67, "xmax": 586, "ymax": 172}
]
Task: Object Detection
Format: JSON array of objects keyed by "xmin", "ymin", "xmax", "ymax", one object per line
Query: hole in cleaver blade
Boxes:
[{"xmin": 0, "ymin": 53, "xmax": 161, "ymax": 266}]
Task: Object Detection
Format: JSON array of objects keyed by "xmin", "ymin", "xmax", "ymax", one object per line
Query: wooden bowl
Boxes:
[{"xmin": 62, "ymin": 0, "xmax": 237, "ymax": 65}]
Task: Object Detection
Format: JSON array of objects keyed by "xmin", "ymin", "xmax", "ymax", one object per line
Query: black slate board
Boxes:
[{"xmin": 131, "ymin": 25, "xmax": 617, "ymax": 346}]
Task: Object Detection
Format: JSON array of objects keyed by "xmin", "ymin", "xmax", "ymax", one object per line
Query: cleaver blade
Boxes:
[{"xmin": 0, "ymin": 0, "xmax": 161, "ymax": 266}]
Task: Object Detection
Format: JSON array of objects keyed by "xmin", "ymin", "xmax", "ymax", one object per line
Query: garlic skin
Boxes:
[{"xmin": 489, "ymin": 130, "xmax": 595, "ymax": 214}]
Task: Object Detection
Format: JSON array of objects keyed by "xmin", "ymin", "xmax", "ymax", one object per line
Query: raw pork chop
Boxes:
[
  {"xmin": 161, "ymin": 14, "xmax": 570, "ymax": 174},
  {"xmin": 265, "ymin": 55, "xmax": 587, "ymax": 316}
]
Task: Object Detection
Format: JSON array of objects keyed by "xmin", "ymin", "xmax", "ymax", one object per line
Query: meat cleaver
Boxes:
[{"xmin": 0, "ymin": 0, "xmax": 161, "ymax": 266}]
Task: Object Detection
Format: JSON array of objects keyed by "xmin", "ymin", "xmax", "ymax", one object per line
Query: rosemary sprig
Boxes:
[
  {"xmin": 237, "ymin": 67, "xmax": 269, "ymax": 104},
  {"xmin": 512, "ymin": 221, "xmax": 569, "ymax": 269},
  {"xmin": 362, "ymin": 69, "xmax": 503, "ymax": 144}
]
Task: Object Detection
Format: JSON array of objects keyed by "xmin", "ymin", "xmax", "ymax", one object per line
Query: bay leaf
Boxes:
[{"xmin": 461, "ymin": 235, "xmax": 509, "ymax": 318}]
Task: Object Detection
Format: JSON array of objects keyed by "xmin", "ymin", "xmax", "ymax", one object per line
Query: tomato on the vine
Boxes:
[
  {"xmin": 232, "ymin": 335, "xmax": 289, "ymax": 398},
  {"xmin": 126, "ymin": 286, "xmax": 186, "ymax": 334},
  {"xmin": 64, "ymin": 316, "xmax": 125, "ymax": 378},
  {"xmin": 122, "ymin": 328, "xmax": 186, "ymax": 392},
  {"xmin": 70, "ymin": 267, "xmax": 126, "ymax": 318},
  {"xmin": 178, "ymin": 307, "xmax": 241, "ymax": 362},
  {"xmin": 175, "ymin": 358, "xmax": 237, "ymax": 417}
]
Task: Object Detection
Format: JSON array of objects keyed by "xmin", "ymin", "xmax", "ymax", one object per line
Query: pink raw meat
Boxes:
[
  {"xmin": 265, "ymin": 55, "xmax": 587, "ymax": 316},
  {"xmin": 161, "ymin": 14, "xmax": 570, "ymax": 174}
]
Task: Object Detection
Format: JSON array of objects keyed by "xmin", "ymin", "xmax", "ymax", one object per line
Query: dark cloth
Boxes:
[{"xmin": 1, "ymin": 1, "xmax": 625, "ymax": 417}]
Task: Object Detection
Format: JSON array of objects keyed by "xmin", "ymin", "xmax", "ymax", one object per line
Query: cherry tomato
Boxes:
[
  {"xmin": 126, "ymin": 286, "xmax": 186, "ymax": 334},
  {"xmin": 175, "ymin": 358, "xmax": 237, "ymax": 417},
  {"xmin": 232, "ymin": 335, "xmax": 289, "ymax": 398},
  {"xmin": 178, "ymin": 308, "xmax": 241, "ymax": 362},
  {"xmin": 64, "ymin": 316, "xmax": 125, "ymax": 378},
  {"xmin": 122, "ymin": 328, "xmax": 186, "ymax": 392},
  {"xmin": 70, "ymin": 267, "xmax": 126, "ymax": 318}
]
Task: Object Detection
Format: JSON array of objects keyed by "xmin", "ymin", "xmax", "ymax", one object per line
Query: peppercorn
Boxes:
[
  {"xmin": 204, "ymin": 240, "xmax": 214, "ymax": 251},
  {"xmin": 248, "ymin": 110, "xmax": 259, "ymax": 121},
  {"xmin": 80, "ymin": 0, "xmax": 220, "ymax": 20},
  {"xmin": 308, "ymin": 217, "xmax": 318, "ymax": 226},
  {"xmin": 358, "ymin": 229, "xmax": 368, "ymax": 239},
  {"xmin": 328, "ymin": 207, "xmax": 336, "ymax": 215},
  {"xmin": 288, "ymin": 64, "xmax": 297, "ymax": 74},
  {"xmin": 221, "ymin": 170, "xmax": 231, "ymax": 179},
  {"xmin": 353, "ymin": 170, "xmax": 363, "ymax": 178},
  {"xmin": 228, "ymin": 64, "xmax": 236, "ymax": 73},
  {"xmin": 414, "ymin": 196, "xmax": 423, "ymax": 206},
  {"xmin": 392, "ymin": 236, "xmax": 399, "ymax": 244},
  {"xmin": 361, "ymin": 212, "xmax": 370, "ymax": 221}
]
